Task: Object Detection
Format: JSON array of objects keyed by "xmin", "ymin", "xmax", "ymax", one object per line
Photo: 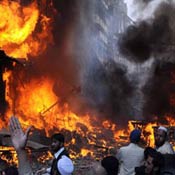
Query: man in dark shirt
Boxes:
[{"xmin": 135, "ymin": 147, "xmax": 164, "ymax": 175}]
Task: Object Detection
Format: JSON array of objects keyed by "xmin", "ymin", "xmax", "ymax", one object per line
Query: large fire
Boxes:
[
  {"xmin": 0, "ymin": 0, "xmax": 175, "ymax": 169},
  {"xmin": 0, "ymin": 0, "xmax": 53, "ymax": 59}
]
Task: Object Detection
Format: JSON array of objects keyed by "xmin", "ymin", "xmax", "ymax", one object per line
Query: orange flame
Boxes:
[
  {"xmin": 0, "ymin": 0, "xmax": 175, "ymax": 167},
  {"xmin": 0, "ymin": 0, "xmax": 53, "ymax": 59}
]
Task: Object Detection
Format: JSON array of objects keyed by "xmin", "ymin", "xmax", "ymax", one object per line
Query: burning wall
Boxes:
[{"xmin": 0, "ymin": 1, "xmax": 130, "ymax": 162}]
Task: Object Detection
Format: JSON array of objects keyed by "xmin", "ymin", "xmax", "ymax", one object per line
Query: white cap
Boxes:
[
  {"xmin": 58, "ymin": 156, "xmax": 74, "ymax": 175},
  {"xmin": 158, "ymin": 126, "xmax": 168, "ymax": 133}
]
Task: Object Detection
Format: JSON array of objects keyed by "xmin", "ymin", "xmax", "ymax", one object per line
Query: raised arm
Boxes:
[{"xmin": 9, "ymin": 116, "xmax": 33, "ymax": 175}]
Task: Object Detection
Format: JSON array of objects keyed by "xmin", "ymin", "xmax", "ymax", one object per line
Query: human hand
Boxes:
[{"xmin": 9, "ymin": 116, "xmax": 31, "ymax": 151}]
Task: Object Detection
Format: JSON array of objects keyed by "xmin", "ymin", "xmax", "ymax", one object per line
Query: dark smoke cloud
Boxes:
[
  {"xmin": 117, "ymin": 1, "xmax": 175, "ymax": 123},
  {"xmin": 13, "ymin": 0, "xmax": 175, "ymax": 126},
  {"xmin": 142, "ymin": 2, "xmax": 175, "ymax": 121},
  {"xmin": 82, "ymin": 58, "xmax": 135, "ymax": 125},
  {"xmin": 118, "ymin": 22, "xmax": 152, "ymax": 62},
  {"xmin": 118, "ymin": 2, "xmax": 175, "ymax": 63},
  {"xmin": 143, "ymin": 61, "xmax": 175, "ymax": 122}
]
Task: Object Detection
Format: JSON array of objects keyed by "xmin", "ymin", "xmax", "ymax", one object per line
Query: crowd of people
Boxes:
[
  {"xmin": 1, "ymin": 116, "xmax": 175, "ymax": 175},
  {"xmin": 116, "ymin": 128, "xmax": 171, "ymax": 175}
]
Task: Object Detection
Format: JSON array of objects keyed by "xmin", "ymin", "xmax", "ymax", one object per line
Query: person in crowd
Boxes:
[
  {"xmin": 9, "ymin": 116, "xmax": 33, "ymax": 175},
  {"xmin": 101, "ymin": 156, "xmax": 119, "ymax": 175},
  {"xmin": 46, "ymin": 133, "xmax": 74, "ymax": 175},
  {"xmin": 1, "ymin": 166, "xmax": 19, "ymax": 175},
  {"xmin": 116, "ymin": 129, "xmax": 144, "ymax": 175},
  {"xmin": 154, "ymin": 126, "xmax": 174, "ymax": 154},
  {"xmin": 0, "ymin": 159, "xmax": 8, "ymax": 174},
  {"xmin": 92, "ymin": 156, "xmax": 119, "ymax": 175},
  {"xmin": 9, "ymin": 116, "xmax": 74, "ymax": 175},
  {"xmin": 135, "ymin": 147, "xmax": 164, "ymax": 175}
]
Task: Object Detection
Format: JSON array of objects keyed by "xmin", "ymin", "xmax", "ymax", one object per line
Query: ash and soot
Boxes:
[
  {"xmin": 119, "ymin": 1, "xmax": 175, "ymax": 121},
  {"xmin": 119, "ymin": 2, "xmax": 175, "ymax": 63},
  {"xmin": 0, "ymin": 0, "xmax": 175, "ymax": 172}
]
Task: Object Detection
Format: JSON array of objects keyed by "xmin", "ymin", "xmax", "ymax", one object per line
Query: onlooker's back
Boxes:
[{"xmin": 116, "ymin": 129, "xmax": 144, "ymax": 175}]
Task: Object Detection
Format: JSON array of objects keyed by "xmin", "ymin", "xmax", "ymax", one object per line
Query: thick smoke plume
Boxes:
[
  {"xmin": 11, "ymin": 0, "xmax": 175, "ymax": 126},
  {"xmin": 120, "ymin": 1, "xmax": 175, "ymax": 122},
  {"xmin": 42, "ymin": 0, "xmax": 175, "ymax": 124},
  {"xmin": 119, "ymin": 2, "xmax": 175, "ymax": 63}
]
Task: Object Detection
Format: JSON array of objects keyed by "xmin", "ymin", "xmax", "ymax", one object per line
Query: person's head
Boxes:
[
  {"xmin": 144, "ymin": 147, "xmax": 164, "ymax": 174},
  {"xmin": 50, "ymin": 133, "xmax": 65, "ymax": 153},
  {"xmin": 0, "ymin": 159, "xmax": 8, "ymax": 173},
  {"xmin": 155, "ymin": 126, "xmax": 167, "ymax": 148},
  {"xmin": 129, "ymin": 129, "xmax": 141, "ymax": 144},
  {"xmin": 3, "ymin": 166, "xmax": 18, "ymax": 175},
  {"xmin": 101, "ymin": 156, "xmax": 119, "ymax": 175}
]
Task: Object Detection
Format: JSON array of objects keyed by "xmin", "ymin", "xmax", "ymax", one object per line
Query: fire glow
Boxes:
[
  {"xmin": 0, "ymin": 0, "xmax": 175, "ymax": 167},
  {"xmin": 0, "ymin": 0, "xmax": 53, "ymax": 59}
]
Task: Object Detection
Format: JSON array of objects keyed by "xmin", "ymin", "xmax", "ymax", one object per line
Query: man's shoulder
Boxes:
[
  {"xmin": 119, "ymin": 143, "xmax": 134, "ymax": 150},
  {"xmin": 157, "ymin": 141, "xmax": 174, "ymax": 154},
  {"xmin": 125, "ymin": 143, "xmax": 144, "ymax": 154},
  {"xmin": 161, "ymin": 141, "xmax": 173, "ymax": 149},
  {"xmin": 164, "ymin": 141, "xmax": 172, "ymax": 145},
  {"xmin": 57, "ymin": 155, "xmax": 74, "ymax": 174},
  {"xmin": 59, "ymin": 155, "xmax": 73, "ymax": 162},
  {"xmin": 119, "ymin": 144, "xmax": 130, "ymax": 150},
  {"xmin": 127, "ymin": 143, "xmax": 144, "ymax": 149}
]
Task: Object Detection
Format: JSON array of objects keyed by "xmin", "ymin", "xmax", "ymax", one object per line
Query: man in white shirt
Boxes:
[
  {"xmin": 9, "ymin": 116, "xmax": 74, "ymax": 175},
  {"xmin": 116, "ymin": 129, "xmax": 144, "ymax": 175},
  {"xmin": 155, "ymin": 126, "xmax": 174, "ymax": 154},
  {"xmin": 49, "ymin": 133, "xmax": 74, "ymax": 175}
]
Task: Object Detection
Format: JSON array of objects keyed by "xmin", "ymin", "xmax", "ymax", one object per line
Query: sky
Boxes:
[{"xmin": 124, "ymin": 0, "xmax": 174, "ymax": 21}]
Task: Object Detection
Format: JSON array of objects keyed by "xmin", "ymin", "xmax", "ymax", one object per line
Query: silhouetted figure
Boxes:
[
  {"xmin": 101, "ymin": 156, "xmax": 119, "ymax": 175},
  {"xmin": 2, "ymin": 166, "xmax": 18, "ymax": 175},
  {"xmin": 0, "ymin": 50, "xmax": 20, "ymax": 115}
]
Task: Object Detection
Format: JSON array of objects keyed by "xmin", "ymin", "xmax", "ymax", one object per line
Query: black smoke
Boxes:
[
  {"xmin": 118, "ymin": 1, "xmax": 175, "ymax": 122},
  {"xmin": 11, "ymin": 0, "xmax": 175, "ymax": 126},
  {"xmin": 118, "ymin": 2, "xmax": 174, "ymax": 63},
  {"xmin": 143, "ymin": 61, "xmax": 175, "ymax": 122},
  {"xmin": 82, "ymin": 58, "xmax": 134, "ymax": 125}
]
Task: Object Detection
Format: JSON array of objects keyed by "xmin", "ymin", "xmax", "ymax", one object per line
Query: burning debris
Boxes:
[
  {"xmin": 0, "ymin": 0, "xmax": 175, "ymax": 173},
  {"xmin": 0, "ymin": 0, "xmax": 53, "ymax": 59}
]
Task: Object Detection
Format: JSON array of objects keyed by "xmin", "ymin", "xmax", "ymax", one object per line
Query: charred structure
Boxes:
[
  {"xmin": 0, "ymin": 0, "xmax": 175, "ymax": 171},
  {"xmin": 0, "ymin": 50, "xmax": 22, "ymax": 116}
]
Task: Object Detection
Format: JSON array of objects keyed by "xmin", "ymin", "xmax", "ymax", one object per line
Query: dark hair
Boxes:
[
  {"xmin": 101, "ymin": 156, "xmax": 119, "ymax": 175},
  {"xmin": 130, "ymin": 129, "xmax": 141, "ymax": 143},
  {"xmin": 4, "ymin": 166, "xmax": 18, "ymax": 175},
  {"xmin": 51, "ymin": 133, "xmax": 65, "ymax": 143},
  {"xmin": 155, "ymin": 129, "xmax": 168, "ymax": 140},
  {"xmin": 144, "ymin": 147, "xmax": 164, "ymax": 168}
]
